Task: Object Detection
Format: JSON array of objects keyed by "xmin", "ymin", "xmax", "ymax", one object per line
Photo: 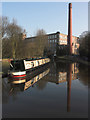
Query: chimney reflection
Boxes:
[
  {"xmin": 56, "ymin": 62, "xmax": 79, "ymax": 112},
  {"xmin": 67, "ymin": 63, "xmax": 72, "ymax": 112}
]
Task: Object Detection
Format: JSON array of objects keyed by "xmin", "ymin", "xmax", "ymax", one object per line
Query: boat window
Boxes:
[
  {"xmin": 31, "ymin": 62, "xmax": 34, "ymax": 67},
  {"xmin": 37, "ymin": 75, "xmax": 39, "ymax": 80},
  {"xmin": 38, "ymin": 61, "xmax": 39, "ymax": 65},
  {"xmin": 14, "ymin": 62, "xmax": 21, "ymax": 70},
  {"xmin": 10, "ymin": 61, "xmax": 25, "ymax": 71}
]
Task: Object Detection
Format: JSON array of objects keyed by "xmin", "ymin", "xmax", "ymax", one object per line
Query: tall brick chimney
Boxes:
[{"xmin": 68, "ymin": 3, "xmax": 72, "ymax": 55}]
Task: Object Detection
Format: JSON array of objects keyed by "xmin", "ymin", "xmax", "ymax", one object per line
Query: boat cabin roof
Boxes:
[{"xmin": 11, "ymin": 57, "xmax": 48, "ymax": 63}]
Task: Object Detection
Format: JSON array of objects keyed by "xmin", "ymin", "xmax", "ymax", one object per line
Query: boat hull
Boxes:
[{"xmin": 9, "ymin": 57, "xmax": 50, "ymax": 78}]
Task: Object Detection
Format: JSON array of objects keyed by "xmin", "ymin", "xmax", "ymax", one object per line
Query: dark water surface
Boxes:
[{"xmin": 2, "ymin": 61, "xmax": 89, "ymax": 118}]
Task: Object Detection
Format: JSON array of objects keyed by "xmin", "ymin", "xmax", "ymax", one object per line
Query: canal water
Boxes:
[{"xmin": 2, "ymin": 60, "xmax": 89, "ymax": 118}]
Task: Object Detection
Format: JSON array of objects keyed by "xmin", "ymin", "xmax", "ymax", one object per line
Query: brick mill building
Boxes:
[
  {"xmin": 46, "ymin": 31, "xmax": 79, "ymax": 55},
  {"xmin": 23, "ymin": 31, "xmax": 79, "ymax": 55},
  {"xmin": 22, "ymin": 3, "xmax": 79, "ymax": 56}
]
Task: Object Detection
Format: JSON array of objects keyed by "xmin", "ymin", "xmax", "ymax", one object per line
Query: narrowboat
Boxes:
[{"xmin": 8, "ymin": 57, "xmax": 50, "ymax": 78}]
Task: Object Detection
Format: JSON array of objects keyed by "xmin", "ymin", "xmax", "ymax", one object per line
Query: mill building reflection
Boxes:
[
  {"xmin": 55, "ymin": 61, "xmax": 79, "ymax": 112},
  {"xmin": 3, "ymin": 61, "xmax": 81, "ymax": 113}
]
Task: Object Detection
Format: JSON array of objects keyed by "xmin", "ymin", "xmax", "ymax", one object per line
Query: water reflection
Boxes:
[
  {"xmin": 2, "ymin": 65, "xmax": 50, "ymax": 103},
  {"xmin": 24, "ymin": 69, "xmax": 49, "ymax": 90},
  {"xmin": 55, "ymin": 62, "xmax": 79, "ymax": 112},
  {"xmin": 56, "ymin": 62, "xmax": 79, "ymax": 84},
  {"xmin": 78, "ymin": 63, "xmax": 89, "ymax": 86},
  {"xmin": 67, "ymin": 64, "xmax": 72, "ymax": 112},
  {"xmin": 3, "ymin": 62, "xmax": 79, "ymax": 106},
  {"xmin": 2, "ymin": 61, "xmax": 88, "ymax": 118},
  {"xmin": 8, "ymin": 68, "xmax": 50, "ymax": 92}
]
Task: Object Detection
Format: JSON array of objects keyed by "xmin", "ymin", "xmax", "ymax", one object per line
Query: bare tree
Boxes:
[
  {"xmin": 2, "ymin": 38, "xmax": 12, "ymax": 58},
  {"xmin": 23, "ymin": 41, "xmax": 35, "ymax": 58},
  {"xmin": 2, "ymin": 16, "xmax": 25, "ymax": 59},
  {"xmin": 0, "ymin": 16, "xmax": 9, "ymax": 38},
  {"xmin": 79, "ymin": 31, "xmax": 90, "ymax": 60},
  {"xmin": 35, "ymin": 29, "xmax": 48, "ymax": 57}
]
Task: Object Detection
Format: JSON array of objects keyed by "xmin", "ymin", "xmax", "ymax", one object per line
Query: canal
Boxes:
[{"xmin": 2, "ymin": 60, "xmax": 89, "ymax": 118}]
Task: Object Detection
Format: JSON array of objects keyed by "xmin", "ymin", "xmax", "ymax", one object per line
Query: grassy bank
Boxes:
[{"xmin": 56, "ymin": 55, "xmax": 90, "ymax": 66}]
